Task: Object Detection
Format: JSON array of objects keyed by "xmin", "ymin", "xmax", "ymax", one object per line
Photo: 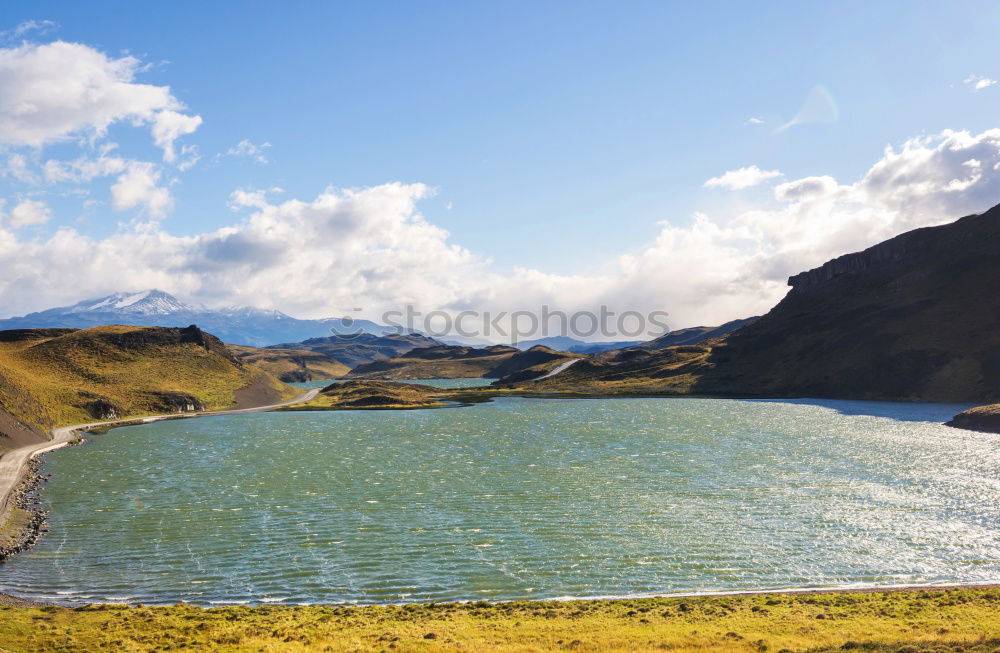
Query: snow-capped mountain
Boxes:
[
  {"xmin": 0, "ymin": 290, "xmax": 395, "ymax": 347},
  {"xmin": 62, "ymin": 290, "xmax": 198, "ymax": 316}
]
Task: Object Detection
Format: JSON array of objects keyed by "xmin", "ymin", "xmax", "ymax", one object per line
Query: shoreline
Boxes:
[
  {"xmin": 0, "ymin": 388, "xmax": 319, "ymax": 563},
  {"xmin": 0, "ymin": 457, "xmax": 51, "ymax": 560},
  {"xmin": 4, "ymin": 579, "xmax": 1000, "ymax": 610}
]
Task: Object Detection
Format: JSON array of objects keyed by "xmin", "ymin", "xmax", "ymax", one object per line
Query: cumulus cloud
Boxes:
[
  {"xmin": 226, "ymin": 139, "xmax": 271, "ymax": 164},
  {"xmin": 109, "ymin": 163, "xmax": 172, "ymax": 218},
  {"xmin": 704, "ymin": 165, "xmax": 783, "ymax": 190},
  {"xmin": 964, "ymin": 75, "xmax": 996, "ymax": 91},
  {"xmin": 0, "ymin": 41, "xmax": 201, "ymax": 160},
  {"xmin": 0, "ymin": 182, "xmax": 484, "ymax": 319},
  {"xmin": 1, "ymin": 129, "xmax": 999, "ymax": 334},
  {"xmin": 152, "ymin": 110, "xmax": 203, "ymax": 163},
  {"xmin": 0, "ymin": 38, "xmax": 205, "ymax": 223},
  {"xmin": 5, "ymin": 199, "xmax": 50, "ymax": 227}
]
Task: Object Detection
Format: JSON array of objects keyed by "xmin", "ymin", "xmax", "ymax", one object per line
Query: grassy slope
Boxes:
[
  {"xmin": 0, "ymin": 326, "xmax": 298, "ymax": 431},
  {"xmin": 229, "ymin": 344, "xmax": 349, "ymax": 382},
  {"xmin": 0, "ymin": 588, "xmax": 999, "ymax": 651}
]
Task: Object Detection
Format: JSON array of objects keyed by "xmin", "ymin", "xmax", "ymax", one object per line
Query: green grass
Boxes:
[{"xmin": 1, "ymin": 588, "xmax": 999, "ymax": 652}]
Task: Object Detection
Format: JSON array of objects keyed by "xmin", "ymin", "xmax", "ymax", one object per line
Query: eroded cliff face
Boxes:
[{"xmin": 787, "ymin": 231, "xmax": 916, "ymax": 292}]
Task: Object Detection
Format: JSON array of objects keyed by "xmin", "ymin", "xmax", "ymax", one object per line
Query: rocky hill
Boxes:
[
  {"xmin": 634, "ymin": 317, "xmax": 758, "ymax": 350},
  {"xmin": 267, "ymin": 333, "xmax": 443, "ymax": 369},
  {"xmin": 347, "ymin": 344, "xmax": 581, "ymax": 380},
  {"xmin": 528, "ymin": 204, "xmax": 1000, "ymax": 403},
  {"xmin": 0, "ymin": 325, "xmax": 297, "ymax": 449}
]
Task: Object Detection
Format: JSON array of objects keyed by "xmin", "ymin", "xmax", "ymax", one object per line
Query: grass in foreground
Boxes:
[{"xmin": 1, "ymin": 588, "xmax": 1000, "ymax": 652}]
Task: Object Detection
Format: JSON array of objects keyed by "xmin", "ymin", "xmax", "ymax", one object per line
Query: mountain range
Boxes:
[
  {"xmin": 513, "ymin": 336, "xmax": 643, "ymax": 353},
  {"xmin": 265, "ymin": 333, "xmax": 444, "ymax": 369},
  {"xmin": 0, "ymin": 290, "xmax": 755, "ymax": 354},
  {"xmin": 0, "ymin": 290, "xmax": 393, "ymax": 347}
]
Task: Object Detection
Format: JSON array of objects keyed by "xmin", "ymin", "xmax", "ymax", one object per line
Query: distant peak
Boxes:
[{"xmin": 66, "ymin": 289, "xmax": 194, "ymax": 316}]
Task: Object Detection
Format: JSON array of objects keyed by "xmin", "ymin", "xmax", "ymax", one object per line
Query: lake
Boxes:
[{"xmin": 1, "ymin": 394, "xmax": 997, "ymax": 606}]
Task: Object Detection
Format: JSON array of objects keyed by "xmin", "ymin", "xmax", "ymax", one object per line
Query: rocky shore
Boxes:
[
  {"xmin": 0, "ymin": 457, "xmax": 51, "ymax": 561},
  {"xmin": 946, "ymin": 404, "xmax": 1000, "ymax": 433}
]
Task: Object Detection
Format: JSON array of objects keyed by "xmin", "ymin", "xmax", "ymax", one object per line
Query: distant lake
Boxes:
[
  {"xmin": 290, "ymin": 378, "xmax": 497, "ymax": 390},
  {"xmin": 2, "ymin": 396, "xmax": 997, "ymax": 606}
]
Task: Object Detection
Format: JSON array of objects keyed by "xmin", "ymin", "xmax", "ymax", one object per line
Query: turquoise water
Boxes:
[
  {"xmin": 1, "ymin": 397, "xmax": 998, "ymax": 606},
  {"xmin": 291, "ymin": 378, "xmax": 497, "ymax": 390}
]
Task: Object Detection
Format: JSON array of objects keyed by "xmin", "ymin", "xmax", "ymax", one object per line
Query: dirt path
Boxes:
[{"xmin": 534, "ymin": 358, "xmax": 581, "ymax": 380}]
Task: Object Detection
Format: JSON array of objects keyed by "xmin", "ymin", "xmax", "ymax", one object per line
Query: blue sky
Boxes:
[{"xmin": 2, "ymin": 1, "xmax": 1000, "ymax": 333}]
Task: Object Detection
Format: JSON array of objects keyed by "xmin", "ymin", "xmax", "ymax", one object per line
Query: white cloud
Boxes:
[
  {"xmin": 43, "ymin": 151, "xmax": 128, "ymax": 183},
  {"xmin": 152, "ymin": 110, "xmax": 203, "ymax": 163},
  {"xmin": 0, "ymin": 41, "xmax": 201, "ymax": 160},
  {"xmin": 226, "ymin": 139, "xmax": 271, "ymax": 164},
  {"xmin": 746, "ymin": 117, "xmax": 764, "ymax": 125},
  {"xmin": 6, "ymin": 199, "xmax": 50, "ymax": 227},
  {"xmin": 1, "ymin": 20, "xmax": 58, "ymax": 41},
  {"xmin": 110, "ymin": 163, "xmax": 172, "ymax": 218},
  {"xmin": 964, "ymin": 75, "xmax": 996, "ymax": 91},
  {"xmin": 0, "ymin": 129, "xmax": 999, "ymax": 334},
  {"xmin": 704, "ymin": 165, "xmax": 783, "ymax": 190},
  {"xmin": 0, "ymin": 182, "xmax": 483, "ymax": 318},
  {"xmin": 776, "ymin": 86, "xmax": 839, "ymax": 133},
  {"xmin": 2, "ymin": 153, "xmax": 37, "ymax": 183},
  {"xmin": 227, "ymin": 186, "xmax": 284, "ymax": 210}
]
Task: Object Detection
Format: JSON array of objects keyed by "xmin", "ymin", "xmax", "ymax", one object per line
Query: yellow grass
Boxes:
[{"xmin": 0, "ymin": 588, "xmax": 999, "ymax": 652}]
